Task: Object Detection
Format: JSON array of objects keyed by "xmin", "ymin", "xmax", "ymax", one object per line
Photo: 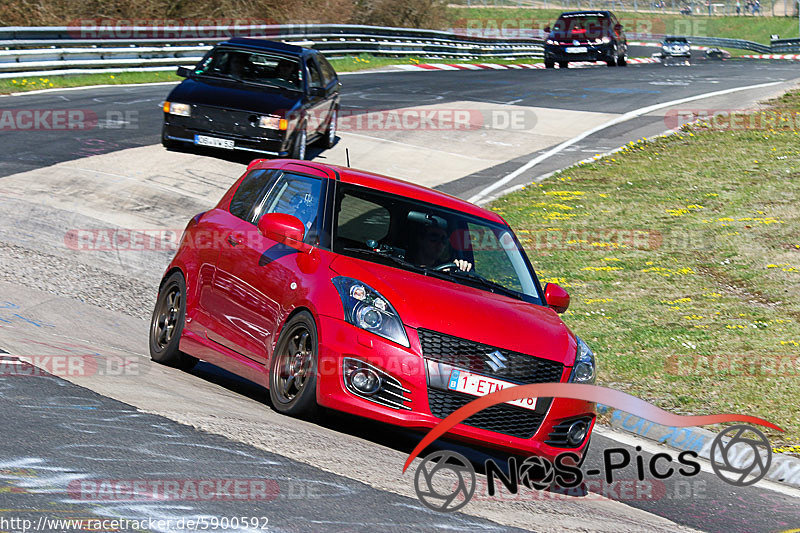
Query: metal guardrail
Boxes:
[
  {"xmin": 0, "ymin": 24, "xmax": 545, "ymax": 77},
  {"xmin": 627, "ymin": 32, "xmax": 774, "ymax": 53},
  {"xmin": 0, "ymin": 23, "xmax": 793, "ymax": 78}
]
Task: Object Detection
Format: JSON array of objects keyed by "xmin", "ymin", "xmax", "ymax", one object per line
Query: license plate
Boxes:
[
  {"xmin": 194, "ymin": 135, "xmax": 234, "ymax": 149},
  {"xmin": 447, "ymin": 369, "xmax": 537, "ymax": 411},
  {"xmin": 566, "ymin": 46, "xmax": 587, "ymax": 53}
]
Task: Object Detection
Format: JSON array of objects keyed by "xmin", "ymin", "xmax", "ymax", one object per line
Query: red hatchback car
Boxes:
[{"xmin": 149, "ymin": 159, "xmax": 596, "ymax": 460}]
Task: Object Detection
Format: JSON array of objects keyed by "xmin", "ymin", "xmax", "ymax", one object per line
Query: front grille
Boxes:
[
  {"xmin": 189, "ymin": 105, "xmax": 282, "ymax": 141},
  {"xmin": 427, "ymin": 388, "xmax": 546, "ymax": 439},
  {"xmin": 418, "ymin": 329, "xmax": 565, "ymax": 384}
]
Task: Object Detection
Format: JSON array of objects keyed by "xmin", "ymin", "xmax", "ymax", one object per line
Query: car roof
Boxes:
[
  {"xmin": 217, "ymin": 37, "xmax": 310, "ymax": 57},
  {"xmin": 255, "ymin": 160, "xmax": 506, "ymax": 224},
  {"xmin": 557, "ymin": 10, "xmax": 613, "ymax": 17}
]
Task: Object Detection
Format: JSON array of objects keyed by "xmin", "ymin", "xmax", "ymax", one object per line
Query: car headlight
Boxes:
[
  {"xmin": 546, "ymin": 39, "xmax": 557, "ymax": 45},
  {"xmin": 332, "ymin": 277, "xmax": 409, "ymax": 348},
  {"xmin": 163, "ymin": 102, "xmax": 191, "ymax": 117},
  {"xmin": 602, "ymin": 36, "xmax": 611, "ymax": 44},
  {"xmin": 258, "ymin": 115, "xmax": 288, "ymax": 130},
  {"xmin": 569, "ymin": 337, "xmax": 596, "ymax": 384}
]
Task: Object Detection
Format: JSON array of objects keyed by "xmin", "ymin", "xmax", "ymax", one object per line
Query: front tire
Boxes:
[
  {"xmin": 269, "ymin": 311, "xmax": 319, "ymax": 418},
  {"xmin": 558, "ymin": 61, "xmax": 569, "ymax": 69},
  {"xmin": 544, "ymin": 59, "xmax": 555, "ymax": 69},
  {"xmin": 289, "ymin": 124, "xmax": 307, "ymax": 160},
  {"xmin": 617, "ymin": 54, "xmax": 627, "ymax": 66},
  {"xmin": 149, "ymin": 272, "xmax": 198, "ymax": 370},
  {"xmin": 318, "ymin": 109, "xmax": 337, "ymax": 149}
]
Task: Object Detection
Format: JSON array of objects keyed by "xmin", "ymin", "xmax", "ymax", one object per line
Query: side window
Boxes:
[
  {"xmin": 260, "ymin": 173, "xmax": 323, "ymax": 241},
  {"xmin": 317, "ymin": 55, "xmax": 337, "ymax": 86},
  {"xmin": 335, "ymin": 195, "xmax": 390, "ymax": 250},
  {"xmin": 229, "ymin": 169, "xmax": 273, "ymax": 223},
  {"xmin": 306, "ymin": 58, "xmax": 322, "ymax": 89}
]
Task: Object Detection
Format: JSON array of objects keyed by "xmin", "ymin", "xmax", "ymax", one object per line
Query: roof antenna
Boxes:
[{"xmin": 345, "ymin": 148, "xmax": 351, "ymax": 168}]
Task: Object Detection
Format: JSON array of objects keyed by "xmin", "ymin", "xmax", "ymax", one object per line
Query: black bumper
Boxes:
[
  {"xmin": 163, "ymin": 118, "xmax": 290, "ymax": 157},
  {"xmin": 544, "ymin": 43, "xmax": 616, "ymax": 63}
]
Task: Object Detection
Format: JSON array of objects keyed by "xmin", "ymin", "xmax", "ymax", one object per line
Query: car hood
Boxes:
[
  {"xmin": 329, "ymin": 255, "xmax": 576, "ymax": 366},
  {"xmin": 167, "ymin": 77, "xmax": 302, "ymax": 115}
]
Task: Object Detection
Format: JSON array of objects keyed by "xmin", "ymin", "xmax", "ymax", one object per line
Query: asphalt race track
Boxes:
[{"xmin": 1, "ymin": 58, "xmax": 799, "ymax": 533}]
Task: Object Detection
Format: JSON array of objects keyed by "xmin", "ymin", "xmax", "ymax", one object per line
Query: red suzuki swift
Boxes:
[{"xmin": 149, "ymin": 159, "xmax": 596, "ymax": 460}]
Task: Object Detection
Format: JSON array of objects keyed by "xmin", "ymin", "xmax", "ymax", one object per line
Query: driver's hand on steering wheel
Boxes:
[{"xmin": 454, "ymin": 259, "xmax": 472, "ymax": 272}]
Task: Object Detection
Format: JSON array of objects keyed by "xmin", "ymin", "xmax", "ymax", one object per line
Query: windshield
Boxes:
[
  {"xmin": 665, "ymin": 37, "xmax": 688, "ymax": 44},
  {"xmin": 552, "ymin": 14, "xmax": 611, "ymax": 40},
  {"xmin": 332, "ymin": 182, "xmax": 543, "ymax": 304},
  {"xmin": 194, "ymin": 48, "xmax": 302, "ymax": 90}
]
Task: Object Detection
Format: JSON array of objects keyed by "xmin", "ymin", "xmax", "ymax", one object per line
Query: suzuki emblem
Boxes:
[{"xmin": 485, "ymin": 350, "xmax": 508, "ymax": 372}]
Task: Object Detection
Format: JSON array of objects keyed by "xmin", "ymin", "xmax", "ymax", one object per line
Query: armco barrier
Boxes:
[{"xmin": 0, "ymin": 23, "xmax": 794, "ymax": 79}]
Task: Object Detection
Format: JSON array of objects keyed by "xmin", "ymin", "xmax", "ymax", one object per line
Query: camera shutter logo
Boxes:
[
  {"xmin": 710, "ymin": 424, "xmax": 772, "ymax": 487},
  {"xmin": 485, "ymin": 350, "xmax": 508, "ymax": 372},
  {"xmin": 414, "ymin": 450, "xmax": 476, "ymax": 512}
]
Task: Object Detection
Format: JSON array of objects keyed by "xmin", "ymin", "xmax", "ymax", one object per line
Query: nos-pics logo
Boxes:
[{"xmin": 412, "ymin": 424, "xmax": 774, "ymax": 512}]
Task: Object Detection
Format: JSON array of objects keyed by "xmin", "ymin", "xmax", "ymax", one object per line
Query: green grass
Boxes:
[
  {"xmin": 0, "ymin": 70, "xmax": 181, "ymax": 94},
  {"xmin": 490, "ymin": 94, "xmax": 800, "ymax": 447},
  {"xmin": 448, "ymin": 7, "xmax": 798, "ymax": 43}
]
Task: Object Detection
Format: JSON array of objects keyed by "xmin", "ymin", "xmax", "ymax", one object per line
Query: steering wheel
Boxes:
[{"xmin": 433, "ymin": 261, "xmax": 458, "ymax": 272}]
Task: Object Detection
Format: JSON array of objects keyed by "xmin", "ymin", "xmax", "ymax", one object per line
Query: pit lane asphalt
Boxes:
[{"xmin": 1, "ymin": 58, "xmax": 799, "ymax": 532}]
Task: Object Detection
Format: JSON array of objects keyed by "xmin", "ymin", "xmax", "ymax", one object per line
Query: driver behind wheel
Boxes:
[{"xmin": 407, "ymin": 223, "xmax": 472, "ymax": 272}]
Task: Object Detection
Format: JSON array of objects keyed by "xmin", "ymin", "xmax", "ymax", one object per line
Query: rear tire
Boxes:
[
  {"xmin": 617, "ymin": 55, "xmax": 627, "ymax": 66},
  {"xmin": 149, "ymin": 272, "xmax": 198, "ymax": 371},
  {"xmin": 558, "ymin": 61, "xmax": 569, "ymax": 69},
  {"xmin": 544, "ymin": 59, "xmax": 555, "ymax": 69},
  {"xmin": 269, "ymin": 311, "xmax": 319, "ymax": 418}
]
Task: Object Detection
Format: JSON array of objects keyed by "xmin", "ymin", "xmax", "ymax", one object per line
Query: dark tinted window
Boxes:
[
  {"xmin": 306, "ymin": 58, "xmax": 323, "ymax": 88},
  {"xmin": 318, "ymin": 56, "xmax": 337, "ymax": 85},
  {"xmin": 230, "ymin": 169, "xmax": 272, "ymax": 222},
  {"xmin": 195, "ymin": 49, "xmax": 301, "ymax": 89}
]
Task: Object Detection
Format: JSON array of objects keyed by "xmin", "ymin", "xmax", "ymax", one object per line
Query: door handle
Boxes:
[{"xmin": 227, "ymin": 235, "xmax": 240, "ymax": 247}]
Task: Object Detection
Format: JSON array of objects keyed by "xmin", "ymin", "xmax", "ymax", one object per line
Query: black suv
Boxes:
[
  {"xmin": 162, "ymin": 38, "xmax": 341, "ymax": 160},
  {"xmin": 543, "ymin": 11, "xmax": 627, "ymax": 69}
]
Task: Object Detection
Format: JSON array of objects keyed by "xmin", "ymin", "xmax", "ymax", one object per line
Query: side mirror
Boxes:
[
  {"xmin": 176, "ymin": 66, "xmax": 193, "ymax": 78},
  {"xmin": 257, "ymin": 213, "xmax": 309, "ymax": 252},
  {"xmin": 544, "ymin": 283, "xmax": 570, "ymax": 314},
  {"xmin": 614, "ymin": 23, "xmax": 623, "ymax": 32},
  {"xmin": 309, "ymin": 86, "xmax": 325, "ymax": 97},
  {"xmin": 544, "ymin": 25, "xmax": 551, "ymax": 33}
]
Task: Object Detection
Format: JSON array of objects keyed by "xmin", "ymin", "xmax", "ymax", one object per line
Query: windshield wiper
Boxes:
[
  {"xmin": 436, "ymin": 268, "xmax": 523, "ymax": 300},
  {"xmin": 342, "ymin": 247, "xmax": 427, "ymax": 274}
]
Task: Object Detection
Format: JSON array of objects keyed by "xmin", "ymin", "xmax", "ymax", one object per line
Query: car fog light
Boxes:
[
  {"xmin": 567, "ymin": 420, "xmax": 588, "ymax": 446},
  {"xmin": 573, "ymin": 361, "xmax": 594, "ymax": 382},
  {"xmin": 350, "ymin": 368, "xmax": 381, "ymax": 395}
]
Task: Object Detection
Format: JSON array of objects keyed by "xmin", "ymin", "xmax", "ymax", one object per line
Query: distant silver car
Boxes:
[{"xmin": 659, "ymin": 36, "xmax": 691, "ymax": 65}]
